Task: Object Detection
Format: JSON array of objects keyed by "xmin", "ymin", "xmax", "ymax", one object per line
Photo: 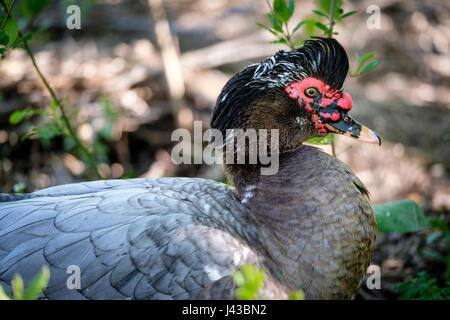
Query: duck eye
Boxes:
[{"xmin": 304, "ymin": 87, "xmax": 318, "ymax": 98}]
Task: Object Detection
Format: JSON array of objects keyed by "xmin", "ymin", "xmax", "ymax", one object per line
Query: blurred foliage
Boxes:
[
  {"xmin": 0, "ymin": 266, "xmax": 50, "ymax": 300},
  {"xmin": 394, "ymin": 271, "xmax": 450, "ymax": 300},
  {"xmin": 233, "ymin": 263, "xmax": 265, "ymax": 300},
  {"xmin": 12, "ymin": 98, "xmax": 67, "ymax": 142},
  {"xmin": 233, "ymin": 263, "xmax": 304, "ymax": 300},
  {"xmin": 13, "ymin": 182, "xmax": 25, "ymax": 193},
  {"xmin": 88, "ymin": 96, "xmax": 120, "ymax": 166},
  {"xmin": 349, "ymin": 52, "xmax": 379, "ymax": 77},
  {"xmin": 305, "ymin": 134, "xmax": 335, "ymax": 145},
  {"xmin": 423, "ymin": 215, "xmax": 450, "ymax": 281}
]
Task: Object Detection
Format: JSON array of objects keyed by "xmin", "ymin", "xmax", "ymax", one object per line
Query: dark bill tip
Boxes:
[{"xmin": 324, "ymin": 116, "xmax": 381, "ymax": 145}]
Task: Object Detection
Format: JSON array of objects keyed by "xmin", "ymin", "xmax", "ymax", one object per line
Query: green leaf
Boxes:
[
  {"xmin": 13, "ymin": 182, "xmax": 26, "ymax": 194},
  {"xmin": 9, "ymin": 108, "xmax": 42, "ymax": 124},
  {"xmin": 317, "ymin": 0, "xmax": 343, "ymax": 17},
  {"xmin": 21, "ymin": 33, "xmax": 33, "ymax": 42},
  {"xmin": 314, "ymin": 21, "xmax": 329, "ymax": 32},
  {"xmin": 37, "ymin": 127, "xmax": 55, "ymax": 140},
  {"xmin": 273, "ymin": 0, "xmax": 291, "ymax": 23},
  {"xmin": 4, "ymin": 18, "xmax": 18, "ymax": 46},
  {"xmin": 340, "ymin": 10, "xmax": 357, "ymax": 20},
  {"xmin": 21, "ymin": 129, "xmax": 39, "ymax": 141},
  {"xmin": 7, "ymin": 36, "xmax": 28, "ymax": 52},
  {"xmin": 20, "ymin": 0, "xmax": 51, "ymax": 17},
  {"xmin": 271, "ymin": 38, "xmax": 288, "ymax": 44},
  {"xmin": 46, "ymin": 122, "xmax": 61, "ymax": 135},
  {"xmin": 12, "ymin": 33, "xmax": 33, "ymax": 48},
  {"xmin": 11, "ymin": 274, "xmax": 24, "ymax": 300},
  {"xmin": 293, "ymin": 20, "xmax": 307, "ymax": 33},
  {"xmin": 360, "ymin": 53, "xmax": 375, "ymax": 64},
  {"xmin": 102, "ymin": 97, "xmax": 118, "ymax": 120},
  {"xmin": 422, "ymin": 247, "xmax": 445, "ymax": 262},
  {"xmin": 233, "ymin": 264, "xmax": 265, "ymax": 300},
  {"xmin": 287, "ymin": 0, "xmax": 295, "ymax": 15},
  {"xmin": 256, "ymin": 22, "xmax": 268, "ymax": 29},
  {"xmin": 9, "ymin": 110, "xmax": 27, "ymax": 124},
  {"xmin": 50, "ymin": 98, "xmax": 64, "ymax": 129},
  {"xmin": 0, "ymin": 284, "xmax": 11, "ymax": 300},
  {"xmin": 304, "ymin": 19, "xmax": 317, "ymax": 36},
  {"xmin": 288, "ymin": 290, "xmax": 305, "ymax": 300},
  {"xmin": 267, "ymin": 13, "xmax": 283, "ymax": 32},
  {"xmin": 0, "ymin": 30, "xmax": 9, "ymax": 46},
  {"xmin": 313, "ymin": 10, "xmax": 328, "ymax": 18},
  {"xmin": 256, "ymin": 22, "xmax": 279, "ymax": 37},
  {"xmin": 428, "ymin": 216, "xmax": 449, "ymax": 233},
  {"xmin": 293, "ymin": 39, "xmax": 304, "ymax": 47},
  {"xmin": 23, "ymin": 266, "xmax": 50, "ymax": 300},
  {"xmin": 372, "ymin": 200, "xmax": 428, "ymax": 233},
  {"xmin": 306, "ymin": 133, "xmax": 335, "ymax": 145},
  {"xmin": 426, "ymin": 231, "xmax": 443, "ymax": 244},
  {"xmin": 360, "ymin": 60, "xmax": 379, "ymax": 73},
  {"xmin": 395, "ymin": 271, "xmax": 450, "ymax": 300}
]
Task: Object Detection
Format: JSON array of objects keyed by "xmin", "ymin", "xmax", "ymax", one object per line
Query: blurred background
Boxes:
[{"xmin": 0, "ymin": 0, "xmax": 449, "ymax": 299}]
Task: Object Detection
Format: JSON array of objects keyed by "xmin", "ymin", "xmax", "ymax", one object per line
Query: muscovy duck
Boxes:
[{"xmin": 0, "ymin": 37, "xmax": 380, "ymax": 300}]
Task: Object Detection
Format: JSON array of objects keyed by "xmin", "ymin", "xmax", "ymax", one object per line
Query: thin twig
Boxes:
[
  {"xmin": 328, "ymin": 0, "xmax": 335, "ymax": 37},
  {"xmin": 336, "ymin": 144, "xmax": 353, "ymax": 157},
  {"xmin": 265, "ymin": 0, "xmax": 275, "ymax": 18},
  {"xmin": 148, "ymin": 0, "xmax": 185, "ymax": 128},
  {"xmin": 284, "ymin": 21, "xmax": 294, "ymax": 49},
  {"xmin": 331, "ymin": 135, "xmax": 337, "ymax": 156},
  {"xmin": 20, "ymin": 35, "xmax": 103, "ymax": 178},
  {"xmin": 0, "ymin": 0, "xmax": 15, "ymax": 30}
]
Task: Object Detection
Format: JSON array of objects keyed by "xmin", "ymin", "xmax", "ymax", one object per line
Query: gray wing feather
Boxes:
[{"xmin": 0, "ymin": 178, "xmax": 260, "ymax": 299}]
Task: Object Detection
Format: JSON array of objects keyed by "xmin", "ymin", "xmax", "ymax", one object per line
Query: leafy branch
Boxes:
[
  {"xmin": 259, "ymin": 0, "xmax": 379, "ymax": 77},
  {"xmin": 394, "ymin": 271, "xmax": 450, "ymax": 300},
  {"xmin": 0, "ymin": 0, "xmax": 103, "ymax": 178},
  {"xmin": 257, "ymin": 0, "xmax": 304, "ymax": 48},
  {"xmin": 0, "ymin": 0, "xmax": 13, "ymax": 30},
  {"xmin": 258, "ymin": 0, "xmax": 359, "ymax": 50},
  {"xmin": 312, "ymin": 0, "xmax": 356, "ymax": 37},
  {"xmin": 424, "ymin": 215, "xmax": 450, "ymax": 281},
  {"xmin": 349, "ymin": 52, "xmax": 379, "ymax": 76}
]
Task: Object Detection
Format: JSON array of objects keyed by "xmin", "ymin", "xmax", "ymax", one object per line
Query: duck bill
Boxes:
[{"xmin": 324, "ymin": 116, "xmax": 381, "ymax": 145}]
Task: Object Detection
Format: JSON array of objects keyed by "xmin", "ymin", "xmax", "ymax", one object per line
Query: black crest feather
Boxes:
[{"xmin": 300, "ymin": 37, "xmax": 349, "ymax": 90}]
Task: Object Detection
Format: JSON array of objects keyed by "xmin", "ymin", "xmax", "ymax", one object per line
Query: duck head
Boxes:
[{"xmin": 211, "ymin": 37, "xmax": 380, "ymax": 153}]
